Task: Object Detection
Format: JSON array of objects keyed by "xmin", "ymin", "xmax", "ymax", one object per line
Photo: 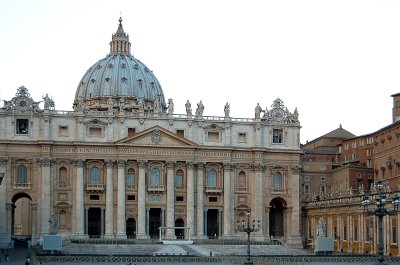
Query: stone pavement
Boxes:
[
  {"xmin": 61, "ymin": 243, "xmax": 309, "ymax": 256},
  {"xmin": 0, "ymin": 248, "xmax": 30, "ymax": 265}
]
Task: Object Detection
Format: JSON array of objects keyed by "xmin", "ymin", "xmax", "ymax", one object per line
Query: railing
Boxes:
[
  {"xmin": 205, "ymin": 186, "xmax": 223, "ymax": 194},
  {"xmin": 85, "ymin": 184, "xmax": 104, "ymax": 192},
  {"xmin": 147, "ymin": 185, "xmax": 165, "ymax": 193},
  {"xmin": 13, "ymin": 182, "xmax": 31, "ymax": 189}
]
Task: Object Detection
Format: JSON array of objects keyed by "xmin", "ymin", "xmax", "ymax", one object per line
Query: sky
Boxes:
[{"xmin": 0, "ymin": 0, "xmax": 400, "ymax": 144}]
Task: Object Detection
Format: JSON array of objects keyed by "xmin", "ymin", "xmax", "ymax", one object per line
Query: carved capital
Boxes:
[
  {"xmin": 138, "ymin": 160, "xmax": 147, "ymax": 168},
  {"xmin": 37, "ymin": 158, "xmax": 55, "ymax": 166},
  {"xmin": 250, "ymin": 163, "xmax": 266, "ymax": 172},
  {"xmin": 105, "ymin": 160, "xmax": 115, "ymax": 168},
  {"xmin": 72, "ymin": 159, "xmax": 85, "ymax": 167},
  {"xmin": 117, "ymin": 159, "xmax": 127, "ymax": 168},
  {"xmin": 197, "ymin": 162, "xmax": 205, "ymax": 170},
  {"xmin": 166, "ymin": 161, "xmax": 175, "ymax": 169},
  {"xmin": 0, "ymin": 158, "xmax": 8, "ymax": 166},
  {"xmin": 186, "ymin": 161, "xmax": 195, "ymax": 170},
  {"xmin": 291, "ymin": 165, "xmax": 301, "ymax": 174},
  {"xmin": 223, "ymin": 163, "xmax": 235, "ymax": 171}
]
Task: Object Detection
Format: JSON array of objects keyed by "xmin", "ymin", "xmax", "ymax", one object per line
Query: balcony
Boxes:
[
  {"xmin": 86, "ymin": 184, "xmax": 104, "ymax": 192},
  {"xmin": 147, "ymin": 185, "xmax": 165, "ymax": 193},
  {"xmin": 13, "ymin": 182, "xmax": 32, "ymax": 189},
  {"xmin": 205, "ymin": 186, "xmax": 223, "ymax": 194}
]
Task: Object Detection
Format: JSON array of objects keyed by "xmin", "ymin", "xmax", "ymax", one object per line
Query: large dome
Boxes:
[{"xmin": 73, "ymin": 18, "xmax": 166, "ymax": 112}]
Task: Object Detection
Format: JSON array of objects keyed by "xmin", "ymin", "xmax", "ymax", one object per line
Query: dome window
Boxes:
[
  {"xmin": 91, "ymin": 79, "xmax": 96, "ymax": 83},
  {"xmin": 108, "ymin": 63, "xmax": 114, "ymax": 69},
  {"xmin": 96, "ymin": 65, "xmax": 102, "ymax": 70},
  {"xmin": 105, "ymin": 77, "xmax": 111, "ymax": 82},
  {"xmin": 134, "ymin": 64, "xmax": 139, "ymax": 70},
  {"xmin": 121, "ymin": 77, "xmax": 127, "ymax": 83},
  {"xmin": 121, "ymin": 63, "xmax": 126, "ymax": 69},
  {"xmin": 137, "ymin": 79, "xmax": 143, "ymax": 88}
]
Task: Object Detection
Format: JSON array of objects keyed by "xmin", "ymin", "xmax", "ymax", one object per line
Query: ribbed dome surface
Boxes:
[{"xmin": 74, "ymin": 18, "xmax": 166, "ymax": 111}]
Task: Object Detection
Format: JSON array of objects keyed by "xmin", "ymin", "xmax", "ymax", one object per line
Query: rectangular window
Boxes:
[
  {"xmin": 176, "ymin": 129, "xmax": 184, "ymax": 138},
  {"xmin": 127, "ymin": 195, "xmax": 135, "ymax": 201},
  {"xmin": 319, "ymin": 165, "xmax": 326, "ymax": 171},
  {"xmin": 176, "ymin": 196, "xmax": 184, "ymax": 202},
  {"xmin": 333, "ymin": 227, "xmax": 338, "ymax": 240},
  {"xmin": 320, "ymin": 176, "xmax": 326, "ymax": 182},
  {"xmin": 16, "ymin": 119, "xmax": 29, "ymax": 134},
  {"xmin": 354, "ymin": 224, "xmax": 358, "ymax": 241},
  {"xmin": 238, "ymin": 132, "xmax": 247, "ymax": 143},
  {"xmin": 208, "ymin": 196, "xmax": 218, "ymax": 202},
  {"xmin": 58, "ymin": 125, "xmax": 69, "ymax": 137},
  {"xmin": 392, "ymin": 225, "xmax": 397, "ymax": 244},
  {"xmin": 90, "ymin": 194, "xmax": 100, "ymax": 200},
  {"xmin": 303, "ymin": 185, "xmax": 310, "ymax": 194},
  {"xmin": 272, "ymin": 129, "xmax": 283, "ymax": 143},
  {"xmin": 304, "ymin": 175, "xmax": 310, "ymax": 181},
  {"xmin": 303, "ymin": 165, "xmax": 310, "ymax": 171},
  {"xmin": 89, "ymin": 127, "xmax": 102, "ymax": 137},
  {"xmin": 344, "ymin": 226, "xmax": 347, "ymax": 240},
  {"xmin": 128, "ymin": 127, "xmax": 136, "ymax": 137},
  {"xmin": 207, "ymin": 131, "xmax": 220, "ymax": 141}
]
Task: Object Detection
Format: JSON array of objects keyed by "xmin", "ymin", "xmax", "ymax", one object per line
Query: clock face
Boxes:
[
  {"xmin": 272, "ymin": 108, "xmax": 285, "ymax": 121},
  {"xmin": 16, "ymin": 97, "xmax": 29, "ymax": 111}
]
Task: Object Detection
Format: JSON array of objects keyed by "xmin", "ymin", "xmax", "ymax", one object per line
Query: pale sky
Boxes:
[{"xmin": 1, "ymin": 0, "xmax": 399, "ymax": 144}]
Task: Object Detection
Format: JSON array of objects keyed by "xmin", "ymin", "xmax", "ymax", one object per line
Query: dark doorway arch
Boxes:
[
  {"xmin": 269, "ymin": 197, "xmax": 286, "ymax": 237},
  {"xmin": 175, "ymin": 218, "xmax": 184, "ymax": 239},
  {"xmin": 11, "ymin": 193, "xmax": 33, "ymax": 247},
  {"xmin": 88, "ymin": 208, "xmax": 101, "ymax": 238},
  {"xmin": 126, "ymin": 218, "xmax": 136, "ymax": 239}
]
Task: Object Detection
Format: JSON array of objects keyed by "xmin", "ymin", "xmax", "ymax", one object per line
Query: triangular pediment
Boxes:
[{"xmin": 116, "ymin": 126, "xmax": 198, "ymax": 147}]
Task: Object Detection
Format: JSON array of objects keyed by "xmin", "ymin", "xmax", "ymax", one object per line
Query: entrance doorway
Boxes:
[
  {"xmin": 206, "ymin": 209, "xmax": 219, "ymax": 238},
  {"xmin": 149, "ymin": 208, "xmax": 162, "ymax": 238},
  {"xmin": 88, "ymin": 208, "xmax": 102, "ymax": 238},
  {"xmin": 269, "ymin": 198, "xmax": 286, "ymax": 237},
  {"xmin": 126, "ymin": 218, "xmax": 136, "ymax": 239},
  {"xmin": 12, "ymin": 193, "xmax": 32, "ymax": 247},
  {"xmin": 175, "ymin": 218, "xmax": 184, "ymax": 239}
]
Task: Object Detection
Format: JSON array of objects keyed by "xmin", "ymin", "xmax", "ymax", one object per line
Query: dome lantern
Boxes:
[{"xmin": 109, "ymin": 17, "xmax": 131, "ymax": 55}]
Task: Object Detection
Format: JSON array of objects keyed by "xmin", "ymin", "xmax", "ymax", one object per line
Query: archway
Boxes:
[
  {"xmin": 175, "ymin": 218, "xmax": 184, "ymax": 239},
  {"xmin": 126, "ymin": 218, "xmax": 136, "ymax": 239},
  {"xmin": 269, "ymin": 197, "xmax": 286, "ymax": 238},
  {"xmin": 11, "ymin": 193, "xmax": 32, "ymax": 247}
]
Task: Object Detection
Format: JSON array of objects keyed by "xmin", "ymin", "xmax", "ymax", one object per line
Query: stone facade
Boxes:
[{"xmin": 0, "ymin": 19, "xmax": 302, "ymax": 248}]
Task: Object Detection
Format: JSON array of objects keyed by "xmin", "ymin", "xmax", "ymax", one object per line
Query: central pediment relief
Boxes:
[{"xmin": 116, "ymin": 126, "xmax": 198, "ymax": 147}]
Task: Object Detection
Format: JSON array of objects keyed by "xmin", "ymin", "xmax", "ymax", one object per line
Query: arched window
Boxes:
[
  {"xmin": 273, "ymin": 172, "xmax": 282, "ymax": 191},
  {"xmin": 150, "ymin": 168, "xmax": 160, "ymax": 186},
  {"xmin": 59, "ymin": 167, "xmax": 67, "ymax": 187},
  {"xmin": 90, "ymin": 167, "xmax": 100, "ymax": 184},
  {"xmin": 175, "ymin": 169, "xmax": 184, "ymax": 189},
  {"xmin": 127, "ymin": 168, "xmax": 135, "ymax": 188},
  {"xmin": 208, "ymin": 169, "xmax": 217, "ymax": 187},
  {"xmin": 17, "ymin": 165, "xmax": 27, "ymax": 184}
]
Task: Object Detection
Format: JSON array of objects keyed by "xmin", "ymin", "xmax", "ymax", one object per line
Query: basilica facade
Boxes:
[{"xmin": 0, "ymin": 18, "xmax": 302, "ymax": 248}]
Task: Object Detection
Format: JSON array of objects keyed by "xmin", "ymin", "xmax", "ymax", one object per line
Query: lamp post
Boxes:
[
  {"xmin": 361, "ymin": 183, "xmax": 400, "ymax": 265},
  {"xmin": 236, "ymin": 209, "xmax": 261, "ymax": 265}
]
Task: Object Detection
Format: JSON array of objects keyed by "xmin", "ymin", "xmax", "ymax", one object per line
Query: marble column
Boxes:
[
  {"xmin": 39, "ymin": 158, "xmax": 52, "ymax": 236},
  {"xmin": 116, "ymin": 160, "xmax": 127, "ymax": 239},
  {"xmin": 104, "ymin": 160, "xmax": 114, "ymax": 238},
  {"xmin": 31, "ymin": 203, "xmax": 38, "ymax": 245},
  {"xmin": 0, "ymin": 158, "xmax": 10, "ymax": 247},
  {"xmin": 186, "ymin": 162, "xmax": 195, "ymax": 239},
  {"xmin": 166, "ymin": 161, "xmax": 175, "ymax": 239},
  {"xmin": 137, "ymin": 160, "xmax": 147, "ymax": 239},
  {"xmin": 287, "ymin": 166, "xmax": 302, "ymax": 247},
  {"xmin": 196, "ymin": 162, "xmax": 205, "ymax": 238},
  {"xmin": 223, "ymin": 163, "xmax": 233, "ymax": 237},
  {"xmin": 252, "ymin": 163, "xmax": 265, "ymax": 237},
  {"xmin": 74, "ymin": 159, "xmax": 85, "ymax": 237}
]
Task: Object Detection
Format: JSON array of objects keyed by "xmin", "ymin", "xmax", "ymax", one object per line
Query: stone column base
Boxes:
[
  {"xmin": 285, "ymin": 236, "xmax": 303, "ymax": 249},
  {"xmin": 136, "ymin": 234, "xmax": 149, "ymax": 240}
]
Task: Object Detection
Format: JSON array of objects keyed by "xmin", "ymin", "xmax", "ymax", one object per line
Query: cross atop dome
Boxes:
[{"xmin": 109, "ymin": 17, "xmax": 131, "ymax": 55}]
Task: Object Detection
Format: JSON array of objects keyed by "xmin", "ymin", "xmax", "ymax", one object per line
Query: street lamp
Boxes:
[
  {"xmin": 236, "ymin": 209, "xmax": 261, "ymax": 265},
  {"xmin": 361, "ymin": 183, "xmax": 400, "ymax": 265}
]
